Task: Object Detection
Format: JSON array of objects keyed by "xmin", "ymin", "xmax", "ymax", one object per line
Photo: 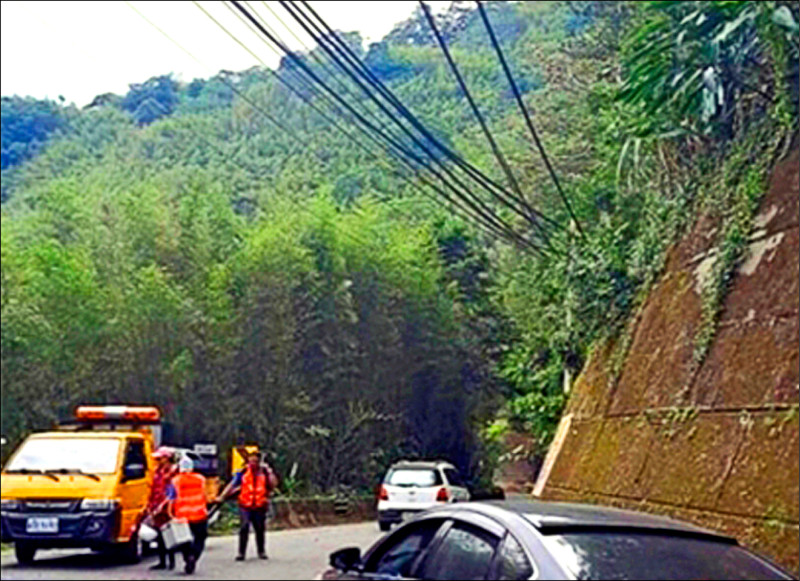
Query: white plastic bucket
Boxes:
[
  {"xmin": 162, "ymin": 520, "xmax": 193, "ymax": 550},
  {"xmin": 139, "ymin": 522, "xmax": 158, "ymax": 543}
]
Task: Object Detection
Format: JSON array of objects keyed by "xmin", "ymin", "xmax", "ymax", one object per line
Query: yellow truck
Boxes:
[{"xmin": 0, "ymin": 405, "xmax": 216, "ymax": 565}]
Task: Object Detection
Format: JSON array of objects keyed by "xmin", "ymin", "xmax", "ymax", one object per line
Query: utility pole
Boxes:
[{"xmin": 563, "ymin": 220, "xmax": 576, "ymax": 395}]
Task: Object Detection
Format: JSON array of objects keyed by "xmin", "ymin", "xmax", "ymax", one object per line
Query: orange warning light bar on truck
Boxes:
[{"xmin": 74, "ymin": 405, "xmax": 161, "ymax": 423}]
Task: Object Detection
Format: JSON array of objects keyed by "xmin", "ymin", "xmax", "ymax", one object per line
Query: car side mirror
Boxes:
[
  {"xmin": 330, "ymin": 547, "xmax": 362, "ymax": 572},
  {"xmin": 122, "ymin": 463, "xmax": 146, "ymax": 481}
]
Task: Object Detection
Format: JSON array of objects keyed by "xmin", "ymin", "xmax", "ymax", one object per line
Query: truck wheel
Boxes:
[
  {"xmin": 115, "ymin": 530, "xmax": 141, "ymax": 564},
  {"xmin": 379, "ymin": 521, "xmax": 392, "ymax": 532},
  {"xmin": 15, "ymin": 543, "xmax": 37, "ymax": 565}
]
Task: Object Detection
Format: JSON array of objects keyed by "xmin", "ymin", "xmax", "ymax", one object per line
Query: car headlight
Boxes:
[
  {"xmin": 80, "ymin": 498, "xmax": 118, "ymax": 511},
  {"xmin": 0, "ymin": 498, "xmax": 21, "ymax": 511}
]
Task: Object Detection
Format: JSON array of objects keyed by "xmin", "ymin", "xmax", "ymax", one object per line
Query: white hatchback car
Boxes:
[{"xmin": 376, "ymin": 460, "xmax": 470, "ymax": 531}]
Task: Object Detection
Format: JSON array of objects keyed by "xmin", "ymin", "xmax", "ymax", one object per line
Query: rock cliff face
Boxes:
[{"xmin": 540, "ymin": 149, "xmax": 799, "ymax": 574}]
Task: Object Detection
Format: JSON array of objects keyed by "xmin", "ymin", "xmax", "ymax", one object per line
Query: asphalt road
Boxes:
[{"xmin": 0, "ymin": 522, "xmax": 384, "ymax": 580}]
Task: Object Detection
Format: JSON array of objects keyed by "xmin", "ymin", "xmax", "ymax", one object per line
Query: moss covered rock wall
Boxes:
[{"xmin": 540, "ymin": 149, "xmax": 799, "ymax": 574}]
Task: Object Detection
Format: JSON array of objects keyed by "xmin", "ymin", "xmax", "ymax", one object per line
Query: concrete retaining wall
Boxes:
[{"xmin": 540, "ymin": 149, "xmax": 799, "ymax": 574}]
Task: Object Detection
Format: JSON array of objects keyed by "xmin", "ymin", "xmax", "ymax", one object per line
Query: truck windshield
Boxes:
[{"xmin": 4, "ymin": 438, "xmax": 121, "ymax": 475}]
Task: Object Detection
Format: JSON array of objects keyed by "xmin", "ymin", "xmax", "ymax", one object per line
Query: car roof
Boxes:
[
  {"xmin": 390, "ymin": 460, "xmax": 454, "ymax": 470},
  {"xmin": 432, "ymin": 500, "xmax": 736, "ymax": 542}
]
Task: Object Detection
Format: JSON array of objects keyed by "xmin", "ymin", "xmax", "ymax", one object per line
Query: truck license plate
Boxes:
[{"xmin": 26, "ymin": 517, "xmax": 58, "ymax": 534}]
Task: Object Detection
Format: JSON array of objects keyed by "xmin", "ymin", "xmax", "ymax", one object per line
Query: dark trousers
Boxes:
[
  {"xmin": 181, "ymin": 520, "xmax": 208, "ymax": 563},
  {"xmin": 238, "ymin": 507, "xmax": 267, "ymax": 556},
  {"xmin": 155, "ymin": 529, "xmax": 175, "ymax": 568}
]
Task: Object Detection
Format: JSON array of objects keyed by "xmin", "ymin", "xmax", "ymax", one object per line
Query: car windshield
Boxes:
[
  {"xmin": 541, "ymin": 532, "xmax": 792, "ymax": 580},
  {"xmin": 4, "ymin": 438, "xmax": 121, "ymax": 475},
  {"xmin": 386, "ymin": 468, "xmax": 443, "ymax": 487}
]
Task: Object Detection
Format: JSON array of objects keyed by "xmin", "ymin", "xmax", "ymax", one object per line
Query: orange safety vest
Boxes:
[
  {"xmin": 239, "ymin": 467, "xmax": 271, "ymax": 509},
  {"xmin": 172, "ymin": 472, "xmax": 208, "ymax": 522}
]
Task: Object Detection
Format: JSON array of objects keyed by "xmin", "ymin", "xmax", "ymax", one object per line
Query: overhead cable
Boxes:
[
  {"xmin": 217, "ymin": 2, "xmax": 542, "ymax": 252},
  {"xmin": 130, "ymin": 0, "xmax": 546, "ymax": 254},
  {"xmin": 476, "ymin": 0, "xmax": 586, "ymax": 240},
  {"xmin": 125, "ymin": 1, "xmax": 297, "ymax": 141},
  {"xmin": 254, "ymin": 0, "xmax": 397, "ymax": 136},
  {"xmin": 418, "ymin": 0, "xmax": 557, "ymax": 252},
  {"xmin": 231, "ymin": 0, "xmax": 551, "ymax": 255},
  {"xmin": 294, "ymin": 0, "xmax": 563, "ymax": 235}
]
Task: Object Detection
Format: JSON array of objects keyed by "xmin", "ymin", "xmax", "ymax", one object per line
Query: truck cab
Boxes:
[{"xmin": 0, "ymin": 406, "xmax": 160, "ymax": 564}]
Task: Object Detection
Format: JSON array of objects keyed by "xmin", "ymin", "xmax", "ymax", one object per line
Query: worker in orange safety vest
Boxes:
[
  {"xmin": 218, "ymin": 449, "xmax": 278, "ymax": 561},
  {"xmin": 167, "ymin": 456, "xmax": 209, "ymax": 575}
]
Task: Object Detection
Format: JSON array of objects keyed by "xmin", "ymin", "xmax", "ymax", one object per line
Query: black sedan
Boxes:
[{"xmin": 321, "ymin": 500, "xmax": 796, "ymax": 580}]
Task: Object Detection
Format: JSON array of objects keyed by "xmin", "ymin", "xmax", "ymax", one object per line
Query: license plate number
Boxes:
[{"xmin": 26, "ymin": 517, "xmax": 58, "ymax": 534}]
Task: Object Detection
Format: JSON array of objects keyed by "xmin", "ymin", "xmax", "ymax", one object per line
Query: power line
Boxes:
[
  {"xmin": 255, "ymin": 0, "xmax": 471, "ymax": 209},
  {"xmin": 418, "ymin": 0, "xmax": 559, "ymax": 253},
  {"xmin": 272, "ymin": 1, "xmax": 557, "ymax": 256},
  {"xmin": 197, "ymin": 2, "xmax": 544, "ymax": 253},
  {"xmin": 231, "ymin": 1, "xmax": 550, "ymax": 255},
  {"xmin": 278, "ymin": 1, "xmax": 518, "ymax": 218},
  {"xmin": 225, "ymin": 1, "xmax": 416, "ymax": 174},
  {"xmin": 205, "ymin": 1, "xmax": 541, "ymax": 252},
  {"xmin": 272, "ymin": 0, "xmax": 464, "ymax": 195},
  {"xmin": 418, "ymin": 0, "xmax": 527, "ymax": 217},
  {"xmin": 128, "ymin": 1, "xmax": 547, "ymax": 254},
  {"xmin": 124, "ymin": 1, "xmax": 394, "ymax": 249},
  {"xmin": 272, "ymin": 0, "xmax": 418, "ymax": 149},
  {"xmin": 476, "ymin": 0, "xmax": 586, "ymax": 240},
  {"xmin": 124, "ymin": 1, "xmax": 297, "ymax": 141},
  {"xmin": 294, "ymin": 0, "xmax": 563, "ymax": 235},
  {"xmin": 200, "ymin": 0, "xmax": 364, "ymax": 138},
  {"xmin": 253, "ymin": 0, "xmax": 396, "ymax": 137}
]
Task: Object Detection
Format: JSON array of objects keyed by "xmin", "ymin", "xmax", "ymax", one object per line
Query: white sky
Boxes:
[{"xmin": 1, "ymin": 1, "xmax": 450, "ymax": 107}]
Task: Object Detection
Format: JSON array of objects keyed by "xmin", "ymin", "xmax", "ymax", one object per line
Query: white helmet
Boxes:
[{"xmin": 179, "ymin": 456, "xmax": 194, "ymax": 473}]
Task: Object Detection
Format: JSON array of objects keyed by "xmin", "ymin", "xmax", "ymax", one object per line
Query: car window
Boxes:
[
  {"xmin": 496, "ymin": 534, "xmax": 534, "ymax": 580},
  {"xmin": 365, "ymin": 520, "xmax": 444, "ymax": 578},
  {"xmin": 386, "ymin": 468, "xmax": 443, "ymax": 487},
  {"xmin": 540, "ymin": 532, "xmax": 793, "ymax": 580},
  {"xmin": 443, "ymin": 468, "xmax": 465, "ymax": 488},
  {"xmin": 419, "ymin": 522, "xmax": 500, "ymax": 580}
]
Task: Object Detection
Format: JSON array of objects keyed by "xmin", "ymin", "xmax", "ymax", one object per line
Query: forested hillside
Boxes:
[{"xmin": 1, "ymin": 0, "xmax": 797, "ymax": 495}]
